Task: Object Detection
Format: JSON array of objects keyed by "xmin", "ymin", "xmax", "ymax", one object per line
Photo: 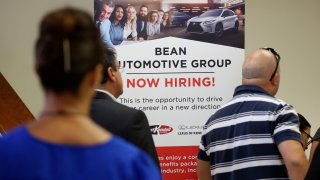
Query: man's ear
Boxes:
[
  {"xmin": 107, "ymin": 67, "xmax": 116, "ymax": 82},
  {"xmin": 270, "ymin": 72, "xmax": 279, "ymax": 86}
]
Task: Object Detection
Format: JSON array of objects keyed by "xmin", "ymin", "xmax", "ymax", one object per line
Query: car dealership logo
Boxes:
[
  {"xmin": 177, "ymin": 124, "xmax": 203, "ymax": 136},
  {"xmin": 178, "ymin": 125, "xmax": 204, "ymax": 130},
  {"xmin": 150, "ymin": 125, "xmax": 173, "ymax": 135}
]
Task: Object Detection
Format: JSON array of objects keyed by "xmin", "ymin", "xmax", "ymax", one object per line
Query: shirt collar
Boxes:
[
  {"xmin": 95, "ymin": 89, "xmax": 117, "ymax": 101},
  {"xmin": 234, "ymin": 85, "xmax": 273, "ymax": 97}
]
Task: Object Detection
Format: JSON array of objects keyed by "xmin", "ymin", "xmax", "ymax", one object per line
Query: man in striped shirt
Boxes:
[{"xmin": 197, "ymin": 48, "xmax": 308, "ymax": 180}]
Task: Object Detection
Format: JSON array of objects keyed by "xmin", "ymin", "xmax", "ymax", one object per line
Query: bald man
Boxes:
[{"xmin": 197, "ymin": 48, "xmax": 308, "ymax": 180}]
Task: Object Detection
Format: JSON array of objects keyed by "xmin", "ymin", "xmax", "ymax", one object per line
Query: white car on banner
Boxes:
[{"xmin": 186, "ymin": 9, "xmax": 239, "ymax": 38}]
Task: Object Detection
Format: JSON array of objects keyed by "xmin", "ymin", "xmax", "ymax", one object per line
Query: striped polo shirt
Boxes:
[{"xmin": 198, "ymin": 85, "xmax": 301, "ymax": 180}]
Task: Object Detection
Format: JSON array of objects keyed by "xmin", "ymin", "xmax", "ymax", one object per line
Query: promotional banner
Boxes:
[{"xmin": 94, "ymin": 0, "xmax": 245, "ymax": 179}]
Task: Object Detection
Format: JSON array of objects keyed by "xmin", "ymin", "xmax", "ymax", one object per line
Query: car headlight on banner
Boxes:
[{"xmin": 203, "ymin": 19, "xmax": 216, "ymax": 25}]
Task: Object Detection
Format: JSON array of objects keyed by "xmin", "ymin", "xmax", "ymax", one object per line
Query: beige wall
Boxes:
[
  {"xmin": 0, "ymin": 0, "xmax": 93, "ymax": 118},
  {"xmin": 246, "ymin": 0, "xmax": 320, "ymax": 136},
  {"xmin": 1, "ymin": 0, "xmax": 319, "ymax": 136}
]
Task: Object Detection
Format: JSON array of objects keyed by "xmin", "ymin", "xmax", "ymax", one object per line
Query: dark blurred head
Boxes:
[
  {"xmin": 298, "ymin": 113, "xmax": 312, "ymax": 150},
  {"xmin": 35, "ymin": 7, "xmax": 104, "ymax": 95},
  {"xmin": 100, "ymin": 47, "xmax": 123, "ymax": 98},
  {"xmin": 298, "ymin": 113, "xmax": 311, "ymax": 132},
  {"xmin": 101, "ymin": 47, "xmax": 117, "ymax": 84}
]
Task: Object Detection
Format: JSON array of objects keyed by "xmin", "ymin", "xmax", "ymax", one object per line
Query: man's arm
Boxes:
[
  {"xmin": 278, "ymin": 140, "xmax": 308, "ymax": 180},
  {"xmin": 99, "ymin": 20, "xmax": 113, "ymax": 47},
  {"xmin": 197, "ymin": 159, "xmax": 211, "ymax": 180}
]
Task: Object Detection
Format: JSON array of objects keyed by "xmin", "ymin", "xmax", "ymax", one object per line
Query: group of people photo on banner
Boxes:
[
  {"xmin": 94, "ymin": 0, "xmax": 245, "ymax": 48},
  {"xmin": 94, "ymin": 0, "xmax": 184, "ymax": 46}
]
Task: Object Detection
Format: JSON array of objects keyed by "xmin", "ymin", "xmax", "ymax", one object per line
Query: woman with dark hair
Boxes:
[
  {"xmin": 161, "ymin": 11, "xmax": 170, "ymax": 31},
  {"xmin": 0, "ymin": 7, "xmax": 160, "ymax": 180},
  {"xmin": 109, "ymin": 5, "xmax": 125, "ymax": 45}
]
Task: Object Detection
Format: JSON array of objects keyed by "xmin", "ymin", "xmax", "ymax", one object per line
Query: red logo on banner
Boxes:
[{"xmin": 150, "ymin": 125, "xmax": 173, "ymax": 135}]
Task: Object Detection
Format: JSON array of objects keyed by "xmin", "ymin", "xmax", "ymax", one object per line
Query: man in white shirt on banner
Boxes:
[{"xmin": 94, "ymin": 0, "xmax": 114, "ymax": 47}]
